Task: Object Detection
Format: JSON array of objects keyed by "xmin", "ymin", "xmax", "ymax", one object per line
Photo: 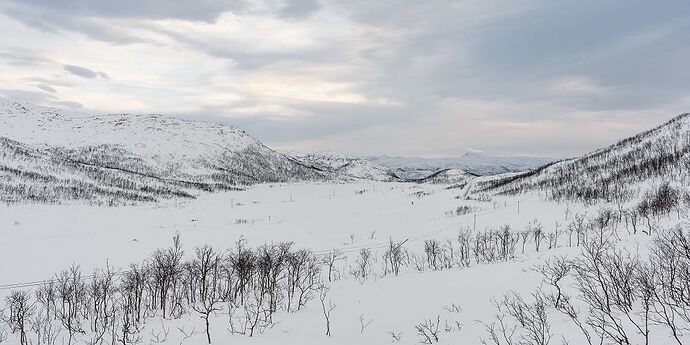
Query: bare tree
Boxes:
[
  {"xmin": 531, "ymin": 220, "xmax": 544, "ymax": 252},
  {"xmin": 537, "ymin": 257, "xmax": 571, "ymax": 308},
  {"xmin": 482, "ymin": 292, "xmax": 551, "ymax": 345},
  {"xmin": 322, "ymin": 249, "xmax": 345, "ymax": 282},
  {"xmin": 384, "ymin": 238, "xmax": 408, "ymax": 276},
  {"xmin": 177, "ymin": 326, "xmax": 197, "ymax": 345},
  {"xmin": 355, "ymin": 249, "xmax": 373, "ymax": 282},
  {"xmin": 424, "ymin": 239, "xmax": 443, "ymax": 270},
  {"xmin": 55, "ymin": 265, "xmax": 86, "ymax": 345},
  {"xmin": 457, "ymin": 228, "xmax": 472, "ymax": 267},
  {"xmin": 3, "ymin": 290, "xmax": 35, "ymax": 345},
  {"xmin": 318, "ymin": 285, "xmax": 335, "ymax": 337},
  {"xmin": 190, "ymin": 246, "xmax": 223, "ymax": 344}
]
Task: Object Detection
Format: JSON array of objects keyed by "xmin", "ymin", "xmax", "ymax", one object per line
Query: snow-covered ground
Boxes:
[
  {"xmin": 4, "ymin": 180, "xmax": 671, "ymax": 344},
  {"xmin": 1, "ymin": 181, "xmax": 567, "ymax": 284}
]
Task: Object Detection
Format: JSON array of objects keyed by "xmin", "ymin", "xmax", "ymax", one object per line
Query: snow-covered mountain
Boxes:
[
  {"xmin": 479, "ymin": 112, "xmax": 690, "ymax": 202},
  {"xmin": 0, "ymin": 98, "xmax": 327, "ymax": 204},
  {"xmin": 417, "ymin": 168, "xmax": 476, "ymax": 185},
  {"xmin": 368, "ymin": 153, "xmax": 557, "ymax": 178},
  {"xmin": 285, "ymin": 151, "xmax": 399, "ymax": 182}
]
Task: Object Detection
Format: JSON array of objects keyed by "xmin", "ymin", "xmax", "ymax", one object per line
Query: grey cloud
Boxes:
[
  {"xmin": 147, "ymin": 24, "xmax": 344, "ymax": 70},
  {"xmin": 35, "ymin": 84, "xmax": 57, "ymax": 93},
  {"xmin": 63, "ymin": 64, "xmax": 97, "ymax": 78},
  {"xmin": 63, "ymin": 64, "xmax": 110, "ymax": 80},
  {"xmin": 0, "ymin": 49, "xmax": 54, "ymax": 66},
  {"xmin": 161, "ymin": 0, "xmax": 690, "ymax": 155},
  {"xmin": 1, "ymin": 0, "xmax": 319, "ymax": 45},
  {"xmin": 340, "ymin": 0, "xmax": 690, "ymax": 120},
  {"xmin": 174, "ymin": 99, "xmax": 404, "ymax": 144},
  {"xmin": 8, "ymin": 0, "xmax": 320, "ymax": 21},
  {"xmin": 3, "ymin": 0, "xmax": 690, "ymax": 157},
  {"xmin": 4, "ymin": 0, "xmax": 246, "ymax": 22},
  {"xmin": 280, "ymin": 0, "xmax": 321, "ymax": 19}
]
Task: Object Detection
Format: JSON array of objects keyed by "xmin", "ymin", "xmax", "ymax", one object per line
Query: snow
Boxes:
[
  {"xmin": 0, "ymin": 180, "xmax": 640, "ymax": 344},
  {"xmin": 0, "ymin": 97, "xmax": 317, "ymax": 184},
  {"xmin": 285, "ymin": 151, "xmax": 399, "ymax": 181},
  {"xmin": 0, "ymin": 97, "xmax": 255, "ymax": 160},
  {"xmin": 485, "ymin": 112, "xmax": 690, "ymax": 199},
  {"xmin": 418, "ymin": 168, "xmax": 475, "ymax": 185}
]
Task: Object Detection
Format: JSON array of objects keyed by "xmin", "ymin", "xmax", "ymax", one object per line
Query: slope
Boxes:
[
  {"xmin": 479, "ymin": 112, "xmax": 690, "ymax": 202},
  {"xmin": 0, "ymin": 98, "xmax": 328, "ymax": 203}
]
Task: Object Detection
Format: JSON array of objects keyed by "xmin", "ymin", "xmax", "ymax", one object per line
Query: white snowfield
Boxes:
[
  {"xmin": 2, "ymin": 180, "xmax": 686, "ymax": 344},
  {"xmin": 0, "ymin": 182, "xmax": 568, "ymax": 343}
]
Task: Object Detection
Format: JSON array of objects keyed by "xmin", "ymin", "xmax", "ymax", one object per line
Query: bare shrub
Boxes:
[
  {"xmin": 415, "ymin": 316, "xmax": 440, "ymax": 344},
  {"xmin": 383, "ymin": 238, "xmax": 408, "ymax": 276},
  {"xmin": 481, "ymin": 291, "xmax": 551, "ymax": 345}
]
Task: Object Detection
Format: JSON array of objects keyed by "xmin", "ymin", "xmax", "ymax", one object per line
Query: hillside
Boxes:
[
  {"xmin": 285, "ymin": 151, "xmax": 400, "ymax": 182},
  {"xmin": 0, "ymin": 98, "xmax": 327, "ymax": 204},
  {"xmin": 369, "ymin": 152, "xmax": 556, "ymax": 178},
  {"xmin": 0, "ymin": 136, "xmax": 203, "ymax": 204},
  {"xmin": 417, "ymin": 168, "xmax": 476, "ymax": 185},
  {"xmin": 479, "ymin": 112, "xmax": 690, "ymax": 203}
]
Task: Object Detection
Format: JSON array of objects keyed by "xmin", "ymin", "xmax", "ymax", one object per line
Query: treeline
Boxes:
[{"xmin": 478, "ymin": 113, "xmax": 690, "ymax": 204}]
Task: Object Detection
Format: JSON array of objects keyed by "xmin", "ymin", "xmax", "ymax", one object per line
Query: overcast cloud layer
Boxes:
[{"xmin": 1, "ymin": 0, "xmax": 689, "ymax": 157}]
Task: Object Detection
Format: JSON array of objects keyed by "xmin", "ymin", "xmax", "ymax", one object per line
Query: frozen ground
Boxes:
[
  {"xmin": 0, "ymin": 180, "xmax": 682, "ymax": 344},
  {"xmin": 1, "ymin": 181, "xmax": 568, "ymax": 285}
]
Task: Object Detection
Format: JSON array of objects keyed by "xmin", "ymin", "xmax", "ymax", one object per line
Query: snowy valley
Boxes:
[{"xmin": 1, "ymin": 100, "xmax": 690, "ymax": 345}]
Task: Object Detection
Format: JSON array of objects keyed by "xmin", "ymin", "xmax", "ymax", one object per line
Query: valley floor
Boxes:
[{"xmin": 0, "ymin": 181, "xmax": 684, "ymax": 344}]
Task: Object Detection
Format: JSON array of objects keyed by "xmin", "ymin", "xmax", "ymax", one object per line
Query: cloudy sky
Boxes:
[{"xmin": 1, "ymin": 0, "xmax": 689, "ymax": 158}]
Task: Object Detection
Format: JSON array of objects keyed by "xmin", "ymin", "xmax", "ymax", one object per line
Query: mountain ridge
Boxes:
[
  {"xmin": 368, "ymin": 152, "xmax": 557, "ymax": 178},
  {"xmin": 284, "ymin": 150, "xmax": 400, "ymax": 182}
]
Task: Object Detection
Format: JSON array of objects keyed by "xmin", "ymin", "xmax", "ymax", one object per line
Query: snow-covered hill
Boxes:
[
  {"xmin": 285, "ymin": 151, "xmax": 399, "ymax": 182},
  {"xmin": 417, "ymin": 168, "xmax": 476, "ymax": 185},
  {"xmin": 0, "ymin": 98, "xmax": 327, "ymax": 203},
  {"xmin": 480, "ymin": 112, "xmax": 690, "ymax": 202},
  {"xmin": 368, "ymin": 152, "xmax": 557, "ymax": 178}
]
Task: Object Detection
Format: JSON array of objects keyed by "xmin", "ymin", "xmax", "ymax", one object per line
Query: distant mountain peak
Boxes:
[{"xmin": 461, "ymin": 151, "xmax": 484, "ymax": 157}]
